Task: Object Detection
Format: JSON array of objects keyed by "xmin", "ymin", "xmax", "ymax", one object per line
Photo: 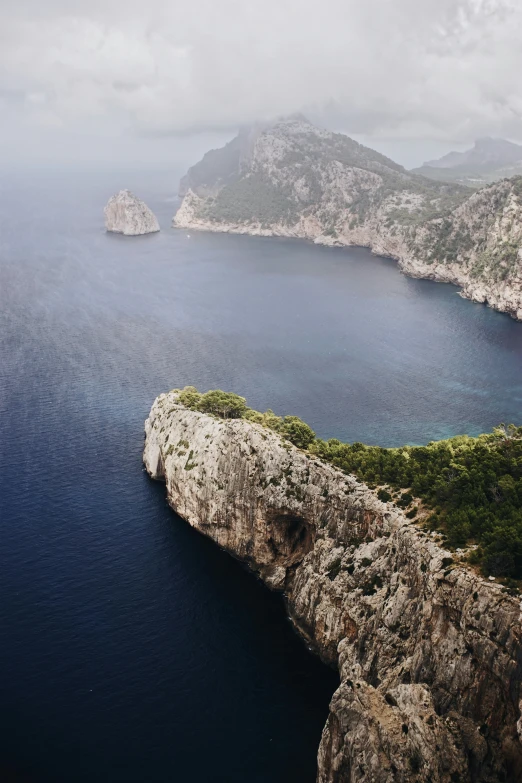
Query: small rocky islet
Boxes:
[{"xmin": 104, "ymin": 189, "xmax": 160, "ymax": 236}]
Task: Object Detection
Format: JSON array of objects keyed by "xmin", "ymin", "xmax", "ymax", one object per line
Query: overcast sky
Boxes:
[{"xmin": 1, "ymin": 0, "xmax": 521, "ymax": 169}]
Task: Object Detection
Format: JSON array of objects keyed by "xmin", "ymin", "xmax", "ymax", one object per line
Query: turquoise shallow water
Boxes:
[{"xmin": 1, "ymin": 169, "xmax": 522, "ymax": 782}]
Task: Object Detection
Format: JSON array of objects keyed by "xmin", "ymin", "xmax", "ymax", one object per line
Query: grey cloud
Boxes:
[
  {"xmin": 0, "ymin": 88, "xmax": 27, "ymax": 107},
  {"xmin": 112, "ymin": 81, "xmax": 142, "ymax": 93},
  {"xmin": 0, "ymin": 0, "xmax": 521, "ymax": 167}
]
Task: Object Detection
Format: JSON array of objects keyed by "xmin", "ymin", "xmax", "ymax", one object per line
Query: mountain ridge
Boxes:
[
  {"xmin": 423, "ymin": 137, "xmax": 522, "ymax": 170},
  {"xmin": 413, "ymin": 137, "xmax": 522, "ymax": 186}
]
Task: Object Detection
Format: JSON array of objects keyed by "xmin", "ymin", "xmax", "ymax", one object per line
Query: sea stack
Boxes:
[{"xmin": 104, "ymin": 189, "xmax": 160, "ymax": 236}]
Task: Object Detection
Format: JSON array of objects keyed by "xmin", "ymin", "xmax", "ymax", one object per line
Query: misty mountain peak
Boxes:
[
  {"xmin": 178, "ymin": 116, "xmax": 414, "ymax": 199},
  {"xmin": 423, "ymin": 137, "xmax": 522, "ymax": 170}
]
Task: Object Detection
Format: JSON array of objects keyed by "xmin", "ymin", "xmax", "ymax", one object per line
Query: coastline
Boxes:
[{"xmin": 172, "ymin": 213, "xmax": 522, "ymax": 321}]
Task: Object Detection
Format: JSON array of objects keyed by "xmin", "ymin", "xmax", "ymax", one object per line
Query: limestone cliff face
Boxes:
[
  {"xmin": 144, "ymin": 392, "xmax": 522, "ymax": 783},
  {"xmin": 173, "ymin": 117, "xmax": 522, "ymax": 320},
  {"xmin": 104, "ymin": 189, "xmax": 160, "ymax": 236}
]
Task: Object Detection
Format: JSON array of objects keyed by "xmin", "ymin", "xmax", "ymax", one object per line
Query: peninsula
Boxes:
[
  {"xmin": 174, "ymin": 116, "xmax": 522, "ymax": 320},
  {"xmin": 144, "ymin": 387, "xmax": 522, "ymax": 783}
]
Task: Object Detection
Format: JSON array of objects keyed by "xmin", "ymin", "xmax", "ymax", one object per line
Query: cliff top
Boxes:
[{"xmin": 169, "ymin": 386, "xmax": 522, "ymax": 584}]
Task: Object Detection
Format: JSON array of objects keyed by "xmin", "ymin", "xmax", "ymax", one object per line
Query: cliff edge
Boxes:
[{"xmin": 144, "ymin": 391, "xmax": 522, "ymax": 782}]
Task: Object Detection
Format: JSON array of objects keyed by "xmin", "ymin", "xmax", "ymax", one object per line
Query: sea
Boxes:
[{"xmin": 1, "ymin": 169, "xmax": 522, "ymax": 782}]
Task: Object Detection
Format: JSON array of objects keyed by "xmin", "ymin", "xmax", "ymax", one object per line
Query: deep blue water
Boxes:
[{"xmin": 1, "ymin": 169, "xmax": 522, "ymax": 783}]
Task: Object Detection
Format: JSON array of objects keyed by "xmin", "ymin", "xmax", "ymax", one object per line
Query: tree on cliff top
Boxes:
[
  {"xmin": 281, "ymin": 415, "xmax": 316, "ymax": 449},
  {"xmin": 197, "ymin": 390, "xmax": 248, "ymax": 419},
  {"xmin": 174, "ymin": 385, "xmax": 522, "ymax": 579},
  {"xmin": 177, "ymin": 386, "xmax": 247, "ymax": 418}
]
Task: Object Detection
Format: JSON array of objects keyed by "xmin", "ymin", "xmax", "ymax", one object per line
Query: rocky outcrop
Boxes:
[
  {"xmin": 173, "ymin": 117, "xmax": 522, "ymax": 320},
  {"xmin": 144, "ymin": 391, "xmax": 522, "ymax": 783},
  {"xmin": 104, "ymin": 189, "xmax": 160, "ymax": 235}
]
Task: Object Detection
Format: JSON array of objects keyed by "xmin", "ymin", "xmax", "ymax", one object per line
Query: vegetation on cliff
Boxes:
[
  {"xmin": 174, "ymin": 386, "xmax": 522, "ymax": 579},
  {"xmin": 177, "ymin": 387, "xmax": 316, "ymax": 449},
  {"xmin": 195, "ymin": 117, "xmax": 468, "ymax": 229},
  {"xmin": 311, "ymin": 426, "xmax": 522, "ymax": 581},
  {"xmin": 204, "ymin": 172, "xmax": 299, "ymax": 226},
  {"xmin": 178, "ymin": 133, "xmax": 244, "ymax": 197}
]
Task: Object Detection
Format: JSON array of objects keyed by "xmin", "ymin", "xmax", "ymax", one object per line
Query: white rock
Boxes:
[{"xmin": 104, "ymin": 189, "xmax": 160, "ymax": 236}]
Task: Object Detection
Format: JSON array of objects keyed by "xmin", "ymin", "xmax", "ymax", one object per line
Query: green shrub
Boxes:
[
  {"xmin": 177, "ymin": 386, "xmax": 202, "ymax": 410},
  {"xmin": 176, "ymin": 386, "xmax": 247, "ymax": 419},
  {"xmin": 205, "ymin": 172, "xmax": 298, "ymax": 226},
  {"xmin": 174, "ymin": 387, "xmax": 522, "ymax": 578},
  {"xmin": 398, "ymin": 492, "xmax": 413, "ymax": 508},
  {"xmin": 198, "ymin": 390, "xmax": 247, "ymax": 419},
  {"xmin": 281, "ymin": 416, "xmax": 316, "ymax": 449}
]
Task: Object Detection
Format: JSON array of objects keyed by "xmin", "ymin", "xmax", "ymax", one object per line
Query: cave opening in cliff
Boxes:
[{"xmin": 267, "ymin": 512, "xmax": 313, "ymax": 565}]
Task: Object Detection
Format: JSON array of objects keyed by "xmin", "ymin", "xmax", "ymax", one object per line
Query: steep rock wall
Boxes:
[
  {"xmin": 144, "ymin": 392, "xmax": 522, "ymax": 782},
  {"xmin": 104, "ymin": 189, "xmax": 160, "ymax": 236}
]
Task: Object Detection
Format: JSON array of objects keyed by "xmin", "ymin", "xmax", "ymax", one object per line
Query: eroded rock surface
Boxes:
[
  {"xmin": 104, "ymin": 189, "xmax": 160, "ymax": 236},
  {"xmin": 144, "ymin": 392, "xmax": 522, "ymax": 782}
]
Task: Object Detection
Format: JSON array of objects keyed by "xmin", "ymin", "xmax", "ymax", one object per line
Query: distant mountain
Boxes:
[
  {"xmin": 412, "ymin": 137, "xmax": 522, "ymax": 186},
  {"xmin": 424, "ymin": 137, "xmax": 522, "ymax": 169},
  {"xmin": 173, "ymin": 116, "xmax": 522, "ymax": 320},
  {"xmin": 175, "ymin": 115, "xmax": 466, "ymax": 228}
]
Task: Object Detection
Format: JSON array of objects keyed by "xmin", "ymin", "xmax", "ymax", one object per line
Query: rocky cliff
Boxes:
[
  {"xmin": 104, "ymin": 189, "xmax": 160, "ymax": 235},
  {"xmin": 144, "ymin": 391, "xmax": 522, "ymax": 783},
  {"xmin": 173, "ymin": 117, "xmax": 522, "ymax": 320}
]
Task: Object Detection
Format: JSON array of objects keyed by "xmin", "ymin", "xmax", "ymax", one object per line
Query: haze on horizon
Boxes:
[{"xmin": 1, "ymin": 0, "xmax": 522, "ymax": 171}]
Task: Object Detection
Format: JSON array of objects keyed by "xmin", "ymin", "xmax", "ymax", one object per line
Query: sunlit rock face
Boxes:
[
  {"xmin": 104, "ymin": 189, "xmax": 160, "ymax": 236},
  {"xmin": 144, "ymin": 392, "xmax": 522, "ymax": 783}
]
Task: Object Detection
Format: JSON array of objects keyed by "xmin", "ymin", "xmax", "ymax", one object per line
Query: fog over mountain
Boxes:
[
  {"xmin": 412, "ymin": 136, "xmax": 522, "ymax": 185},
  {"xmin": 1, "ymin": 0, "xmax": 522, "ymax": 168}
]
